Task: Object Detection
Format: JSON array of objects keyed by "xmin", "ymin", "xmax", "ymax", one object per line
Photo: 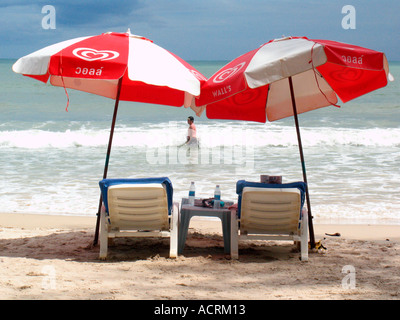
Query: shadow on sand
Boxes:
[{"xmin": 0, "ymin": 228, "xmax": 300, "ymax": 263}]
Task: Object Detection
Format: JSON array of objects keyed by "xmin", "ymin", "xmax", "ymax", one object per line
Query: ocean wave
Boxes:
[{"xmin": 1, "ymin": 125, "xmax": 400, "ymax": 149}]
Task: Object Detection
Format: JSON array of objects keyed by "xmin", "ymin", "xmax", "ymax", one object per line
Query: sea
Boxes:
[{"xmin": 1, "ymin": 59, "xmax": 399, "ymax": 225}]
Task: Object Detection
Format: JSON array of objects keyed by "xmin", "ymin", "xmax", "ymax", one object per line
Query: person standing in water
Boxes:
[{"xmin": 186, "ymin": 116, "xmax": 198, "ymax": 146}]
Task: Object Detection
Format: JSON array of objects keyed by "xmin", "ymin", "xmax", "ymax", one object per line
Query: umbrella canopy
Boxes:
[
  {"xmin": 12, "ymin": 30, "xmax": 207, "ymax": 245},
  {"xmin": 193, "ymin": 36, "xmax": 393, "ymax": 247},
  {"xmin": 13, "ymin": 29, "xmax": 205, "ymax": 108},
  {"xmin": 195, "ymin": 37, "xmax": 391, "ymax": 121}
]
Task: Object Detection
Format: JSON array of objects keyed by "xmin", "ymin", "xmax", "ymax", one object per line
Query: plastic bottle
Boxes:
[
  {"xmin": 188, "ymin": 181, "xmax": 195, "ymax": 206},
  {"xmin": 214, "ymin": 185, "xmax": 221, "ymax": 209}
]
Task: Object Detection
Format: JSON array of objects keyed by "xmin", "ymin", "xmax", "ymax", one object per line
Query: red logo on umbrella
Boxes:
[
  {"xmin": 213, "ymin": 62, "xmax": 246, "ymax": 83},
  {"xmin": 72, "ymin": 48, "xmax": 120, "ymax": 61}
]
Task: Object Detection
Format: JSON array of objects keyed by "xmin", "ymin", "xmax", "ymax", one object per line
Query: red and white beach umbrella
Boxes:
[
  {"xmin": 193, "ymin": 36, "xmax": 393, "ymax": 247},
  {"xmin": 13, "ymin": 29, "xmax": 205, "ymax": 108},
  {"xmin": 12, "ymin": 29, "xmax": 207, "ymax": 245},
  {"xmin": 195, "ymin": 36, "xmax": 392, "ymax": 121}
]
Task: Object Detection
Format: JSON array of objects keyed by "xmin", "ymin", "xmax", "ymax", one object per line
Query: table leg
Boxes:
[
  {"xmin": 230, "ymin": 209, "xmax": 239, "ymax": 259},
  {"xmin": 178, "ymin": 211, "xmax": 191, "ymax": 254},
  {"xmin": 221, "ymin": 213, "xmax": 231, "ymax": 254}
]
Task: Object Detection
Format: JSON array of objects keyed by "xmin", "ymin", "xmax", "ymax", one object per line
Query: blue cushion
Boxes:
[
  {"xmin": 99, "ymin": 177, "xmax": 173, "ymax": 214},
  {"xmin": 236, "ymin": 180, "xmax": 307, "ymax": 218}
]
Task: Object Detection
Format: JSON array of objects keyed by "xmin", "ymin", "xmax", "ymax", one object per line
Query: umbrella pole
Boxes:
[
  {"xmin": 93, "ymin": 78, "xmax": 123, "ymax": 246},
  {"xmin": 288, "ymin": 76, "xmax": 316, "ymax": 249}
]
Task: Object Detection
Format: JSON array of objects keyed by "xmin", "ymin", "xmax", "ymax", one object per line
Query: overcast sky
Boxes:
[{"xmin": 1, "ymin": 0, "xmax": 399, "ymax": 61}]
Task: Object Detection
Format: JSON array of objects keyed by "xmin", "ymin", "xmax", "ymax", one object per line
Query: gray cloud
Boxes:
[
  {"xmin": 50, "ymin": 1, "xmax": 145, "ymax": 27},
  {"xmin": 0, "ymin": 0, "xmax": 399, "ymax": 60}
]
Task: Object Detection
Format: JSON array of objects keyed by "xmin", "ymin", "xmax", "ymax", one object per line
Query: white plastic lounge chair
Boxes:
[
  {"xmin": 98, "ymin": 178, "xmax": 178, "ymax": 259},
  {"xmin": 231, "ymin": 181, "xmax": 308, "ymax": 261}
]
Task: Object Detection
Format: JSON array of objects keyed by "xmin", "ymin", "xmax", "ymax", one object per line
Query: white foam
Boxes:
[{"xmin": 1, "ymin": 123, "xmax": 400, "ymax": 150}]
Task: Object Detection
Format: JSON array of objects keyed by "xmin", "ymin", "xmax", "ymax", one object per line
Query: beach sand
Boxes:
[{"xmin": 0, "ymin": 212, "xmax": 399, "ymax": 300}]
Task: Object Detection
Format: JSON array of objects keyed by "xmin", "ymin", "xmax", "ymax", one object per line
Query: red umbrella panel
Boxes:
[{"xmin": 193, "ymin": 37, "xmax": 393, "ymax": 247}]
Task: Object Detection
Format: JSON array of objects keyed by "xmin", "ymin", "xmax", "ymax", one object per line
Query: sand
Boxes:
[{"xmin": 0, "ymin": 212, "xmax": 399, "ymax": 300}]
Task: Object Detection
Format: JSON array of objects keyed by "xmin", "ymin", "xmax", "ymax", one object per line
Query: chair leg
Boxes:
[
  {"xmin": 169, "ymin": 202, "xmax": 179, "ymax": 258},
  {"xmin": 230, "ymin": 209, "xmax": 239, "ymax": 259},
  {"xmin": 99, "ymin": 205, "xmax": 108, "ymax": 260},
  {"xmin": 300, "ymin": 207, "xmax": 309, "ymax": 261}
]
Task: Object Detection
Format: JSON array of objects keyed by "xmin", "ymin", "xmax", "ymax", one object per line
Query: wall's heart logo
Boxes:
[
  {"xmin": 213, "ymin": 62, "xmax": 246, "ymax": 83},
  {"xmin": 72, "ymin": 48, "xmax": 120, "ymax": 61},
  {"xmin": 330, "ymin": 67, "xmax": 364, "ymax": 82}
]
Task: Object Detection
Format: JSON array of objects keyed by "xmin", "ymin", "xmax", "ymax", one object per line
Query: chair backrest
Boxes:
[
  {"xmin": 99, "ymin": 177, "xmax": 173, "ymax": 214},
  {"xmin": 240, "ymin": 187, "xmax": 302, "ymax": 235},
  {"xmin": 99, "ymin": 177, "xmax": 173, "ymax": 231},
  {"xmin": 236, "ymin": 180, "xmax": 306, "ymax": 235},
  {"xmin": 107, "ymin": 183, "xmax": 169, "ymax": 230}
]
